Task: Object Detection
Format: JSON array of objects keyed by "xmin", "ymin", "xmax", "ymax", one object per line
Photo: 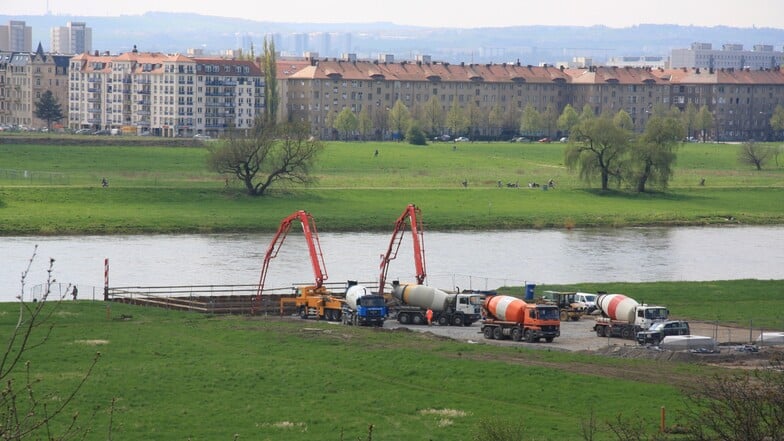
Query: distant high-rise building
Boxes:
[
  {"xmin": 0, "ymin": 20, "xmax": 33, "ymax": 52},
  {"xmin": 51, "ymin": 21, "xmax": 92, "ymax": 54},
  {"xmin": 670, "ymin": 42, "xmax": 783, "ymax": 70}
]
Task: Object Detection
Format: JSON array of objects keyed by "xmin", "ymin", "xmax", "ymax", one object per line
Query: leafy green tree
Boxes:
[
  {"xmin": 446, "ymin": 99, "xmax": 468, "ymax": 136},
  {"xmin": 388, "ymin": 99, "xmax": 411, "ymax": 141},
  {"xmin": 579, "ymin": 103, "xmax": 595, "ymax": 122},
  {"xmin": 333, "ymin": 108, "xmax": 358, "ymax": 140},
  {"xmin": 422, "ymin": 95, "xmax": 444, "ymax": 135},
  {"xmin": 261, "ymin": 37, "xmax": 278, "ymax": 125},
  {"xmin": 33, "ymin": 90, "xmax": 63, "ymax": 131},
  {"xmin": 406, "ymin": 122, "xmax": 427, "ymax": 145},
  {"xmin": 488, "ymin": 104, "xmax": 505, "ymax": 139},
  {"xmin": 372, "ymin": 106, "xmax": 389, "ymax": 140},
  {"xmin": 357, "ymin": 108, "xmax": 373, "ymax": 141},
  {"xmin": 770, "ymin": 104, "xmax": 784, "ymax": 140},
  {"xmin": 519, "ymin": 103, "xmax": 542, "ymax": 137},
  {"xmin": 738, "ymin": 140, "xmax": 774, "ymax": 171},
  {"xmin": 565, "ymin": 115, "xmax": 631, "ymax": 190},
  {"xmin": 557, "ymin": 104, "xmax": 580, "ymax": 136},
  {"xmin": 613, "ymin": 109, "xmax": 634, "ymax": 132},
  {"xmin": 683, "ymin": 102, "xmax": 698, "ymax": 140},
  {"xmin": 696, "ymin": 105, "xmax": 714, "ymax": 142},
  {"xmin": 542, "ymin": 104, "xmax": 559, "ymax": 138},
  {"xmin": 629, "ymin": 114, "xmax": 684, "ymax": 192},
  {"xmin": 207, "ymin": 122, "xmax": 323, "ymax": 196},
  {"xmin": 466, "ymin": 101, "xmax": 485, "ymax": 139}
]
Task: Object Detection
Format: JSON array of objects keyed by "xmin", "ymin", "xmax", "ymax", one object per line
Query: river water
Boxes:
[{"xmin": 2, "ymin": 225, "xmax": 782, "ymax": 302}]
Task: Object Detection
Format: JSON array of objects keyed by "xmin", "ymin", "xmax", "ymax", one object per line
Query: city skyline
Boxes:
[{"xmin": 6, "ymin": 0, "xmax": 784, "ymax": 29}]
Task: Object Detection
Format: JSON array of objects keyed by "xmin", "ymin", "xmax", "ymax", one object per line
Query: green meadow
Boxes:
[
  {"xmin": 2, "ymin": 138, "xmax": 783, "ymax": 439},
  {"xmin": 0, "ymin": 139, "xmax": 782, "ymax": 234},
  {"xmin": 0, "ymin": 293, "xmax": 741, "ymax": 441}
]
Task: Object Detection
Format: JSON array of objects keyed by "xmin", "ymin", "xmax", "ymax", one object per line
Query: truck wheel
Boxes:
[
  {"xmin": 438, "ymin": 316, "xmax": 449, "ymax": 326},
  {"xmin": 299, "ymin": 306, "xmax": 308, "ymax": 319},
  {"xmin": 621, "ymin": 328, "xmax": 633, "ymax": 339},
  {"xmin": 398, "ymin": 313, "xmax": 411, "ymax": 325},
  {"xmin": 545, "ymin": 337, "xmax": 554, "ymax": 343},
  {"xmin": 412, "ymin": 314, "xmax": 424, "ymax": 325},
  {"xmin": 483, "ymin": 327, "xmax": 494, "ymax": 339},
  {"xmin": 560, "ymin": 310, "xmax": 568, "ymax": 321},
  {"xmin": 452, "ymin": 315, "xmax": 464, "ymax": 326},
  {"xmin": 492, "ymin": 326, "xmax": 504, "ymax": 340},
  {"xmin": 511, "ymin": 327, "xmax": 523, "ymax": 342},
  {"xmin": 595, "ymin": 326, "xmax": 605, "ymax": 337},
  {"xmin": 524, "ymin": 329, "xmax": 534, "ymax": 343},
  {"xmin": 571, "ymin": 316, "xmax": 580, "ymax": 321}
]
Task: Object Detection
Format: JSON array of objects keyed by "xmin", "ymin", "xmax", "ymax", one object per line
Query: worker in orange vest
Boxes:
[{"xmin": 426, "ymin": 308, "xmax": 433, "ymax": 326}]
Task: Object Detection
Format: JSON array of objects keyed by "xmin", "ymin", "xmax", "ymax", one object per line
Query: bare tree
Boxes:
[
  {"xmin": 207, "ymin": 122, "xmax": 324, "ymax": 196},
  {"xmin": 682, "ymin": 358, "xmax": 784, "ymax": 441},
  {"xmin": 1, "ymin": 247, "xmax": 101, "ymax": 440},
  {"xmin": 738, "ymin": 140, "xmax": 774, "ymax": 171}
]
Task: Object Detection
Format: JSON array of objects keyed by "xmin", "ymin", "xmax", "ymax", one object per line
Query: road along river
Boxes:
[{"xmin": 2, "ymin": 225, "xmax": 783, "ymax": 302}]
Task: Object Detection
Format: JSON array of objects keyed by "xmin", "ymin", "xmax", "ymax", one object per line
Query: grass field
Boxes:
[
  {"xmin": 2, "ymin": 295, "xmax": 737, "ymax": 441},
  {"xmin": 0, "ymin": 139, "xmax": 782, "ymax": 234}
]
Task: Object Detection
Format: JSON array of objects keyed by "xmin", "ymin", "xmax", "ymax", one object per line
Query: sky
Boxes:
[{"xmin": 5, "ymin": 0, "xmax": 784, "ymax": 28}]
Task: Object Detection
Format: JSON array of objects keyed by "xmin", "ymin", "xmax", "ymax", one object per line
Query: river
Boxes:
[{"xmin": 2, "ymin": 225, "xmax": 782, "ymax": 302}]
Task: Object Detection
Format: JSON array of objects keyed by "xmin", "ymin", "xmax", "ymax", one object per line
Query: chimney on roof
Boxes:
[
  {"xmin": 696, "ymin": 68, "xmax": 700, "ymax": 74},
  {"xmin": 132, "ymin": 45, "xmax": 138, "ymax": 54}
]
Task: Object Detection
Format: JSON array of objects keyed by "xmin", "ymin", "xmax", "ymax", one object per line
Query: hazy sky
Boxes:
[{"xmin": 6, "ymin": 0, "xmax": 784, "ymax": 28}]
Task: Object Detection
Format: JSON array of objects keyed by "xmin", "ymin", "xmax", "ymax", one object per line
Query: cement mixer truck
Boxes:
[
  {"xmin": 341, "ymin": 281, "xmax": 388, "ymax": 327},
  {"xmin": 390, "ymin": 281, "xmax": 482, "ymax": 326},
  {"xmin": 593, "ymin": 293, "xmax": 669, "ymax": 340},
  {"xmin": 480, "ymin": 295, "xmax": 560, "ymax": 342}
]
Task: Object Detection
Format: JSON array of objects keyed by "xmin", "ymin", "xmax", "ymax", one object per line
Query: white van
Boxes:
[{"xmin": 574, "ymin": 292, "xmax": 597, "ymax": 313}]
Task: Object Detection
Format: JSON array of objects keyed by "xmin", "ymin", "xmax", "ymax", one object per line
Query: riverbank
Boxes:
[{"xmin": 1, "ymin": 140, "xmax": 782, "ymax": 235}]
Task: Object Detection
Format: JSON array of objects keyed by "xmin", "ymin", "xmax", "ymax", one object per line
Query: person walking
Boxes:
[{"xmin": 426, "ymin": 308, "xmax": 433, "ymax": 326}]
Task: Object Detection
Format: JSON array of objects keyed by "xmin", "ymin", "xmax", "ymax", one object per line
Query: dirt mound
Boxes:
[{"xmin": 590, "ymin": 344, "xmax": 784, "ymax": 368}]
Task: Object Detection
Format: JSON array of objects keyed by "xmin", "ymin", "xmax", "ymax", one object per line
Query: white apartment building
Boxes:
[
  {"xmin": 51, "ymin": 21, "xmax": 92, "ymax": 55},
  {"xmin": 671, "ymin": 42, "xmax": 783, "ymax": 70},
  {"xmin": 68, "ymin": 47, "xmax": 264, "ymax": 137},
  {"xmin": 0, "ymin": 20, "xmax": 33, "ymax": 52}
]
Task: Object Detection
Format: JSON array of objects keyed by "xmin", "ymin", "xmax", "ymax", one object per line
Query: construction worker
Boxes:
[{"xmin": 426, "ymin": 308, "xmax": 433, "ymax": 326}]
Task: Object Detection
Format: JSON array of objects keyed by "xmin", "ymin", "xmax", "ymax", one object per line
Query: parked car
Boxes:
[
  {"xmin": 559, "ymin": 137, "xmax": 568, "ymax": 143},
  {"xmin": 193, "ymin": 134, "xmax": 212, "ymax": 140},
  {"xmin": 74, "ymin": 128, "xmax": 92, "ymax": 135},
  {"xmin": 636, "ymin": 320, "xmax": 690, "ymax": 345},
  {"xmin": 537, "ymin": 137, "xmax": 551, "ymax": 143},
  {"xmin": 455, "ymin": 136, "xmax": 469, "ymax": 142}
]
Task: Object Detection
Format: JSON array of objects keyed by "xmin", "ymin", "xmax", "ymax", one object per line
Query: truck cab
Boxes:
[{"xmin": 634, "ymin": 305, "xmax": 669, "ymax": 330}]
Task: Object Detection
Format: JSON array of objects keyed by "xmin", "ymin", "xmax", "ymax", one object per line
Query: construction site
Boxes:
[{"xmin": 107, "ymin": 204, "xmax": 784, "ymax": 367}]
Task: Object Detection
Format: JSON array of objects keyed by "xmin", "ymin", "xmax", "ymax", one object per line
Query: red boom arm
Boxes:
[
  {"xmin": 378, "ymin": 204, "xmax": 426, "ymax": 296},
  {"xmin": 256, "ymin": 210, "xmax": 328, "ymax": 300}
]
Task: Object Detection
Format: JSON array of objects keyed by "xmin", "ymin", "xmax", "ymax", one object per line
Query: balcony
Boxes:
[
  {"xmin": 137, "ymin": 110, "xmax": 151, "ymax": 115},
  {"xmin": 88, "ymin": 108, "xmax": 102, "ymax": 113}
]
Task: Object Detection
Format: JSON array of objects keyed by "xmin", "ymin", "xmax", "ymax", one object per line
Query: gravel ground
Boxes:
[{"xmin": 383, "ymin": 316, "xmax": 769, "ymax": 352}]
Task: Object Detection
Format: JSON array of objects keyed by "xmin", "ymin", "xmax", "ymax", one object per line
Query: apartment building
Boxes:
[
  {"xmin": 68, "ymin": 47, "xmax": 264, "ymax": 136},
  {"xmin": 278, "ymin": 57, "xmax": 784, "ymax": 142},
  {"xmin": 0, "ymin": 44, "xmax": 70, "ymax": 128},
  {"xmin": 282, "ymin": 57, "xmax": 571, "ymax": 140},
  {"xmin": 51, "ymin": 21, "xmax": 92, "ymax": 55},
  {"xmin": 0, "ymin": 20, "xmax": 32, "ymax": 52}
]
